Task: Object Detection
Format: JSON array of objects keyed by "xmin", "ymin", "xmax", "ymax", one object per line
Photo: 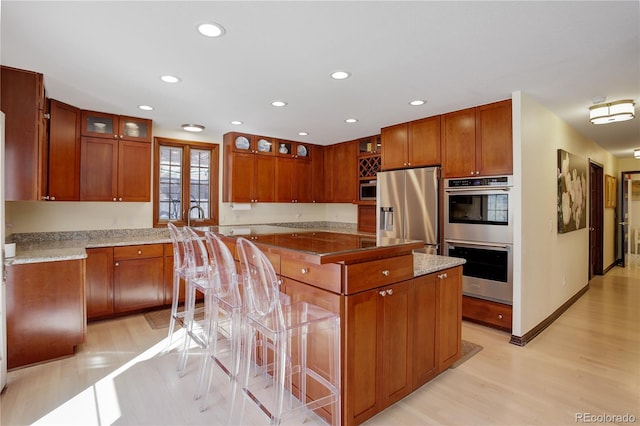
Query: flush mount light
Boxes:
[
  {"xmin": 330, "ymin": 71, "xmax": 351, "ymax": 80},
  {"xmin": 298, "ymin": 132, "xmax": 309, "ymax": 136},
  {"xmin": 181, "ymin": 124, "xmax": 205, "ymax": 132},
  {"xmin": 345, "ymin": 118, "xmax": 358, "ymax": 123},
  {"xmin": 589, "ymin": 100, "xmax": 635, "ymax": 124},
  {"xmin": 409, "ymin": 100, "xmax": 426, "ymax": 106},
  {"xmin": 161, "ymin": 75, "xmax": 181, "ymax": 83},
  {"xmin": 138, "ymin": 105, "xmax": 154, "ymax": 111},
  {"xmin": 198, "ymin": 22, "xmax": 225, "ymax": 37},
  {"xmin": 271, "ymin": 100, "xmax": 287, "ymax": 107},
  {"xmin": 634, "ymin": 149, "xmax": 640, "ymax": 159},
  {"xmin": 230, "ymin": 120, "xmax": 243, "ymax": 125}
]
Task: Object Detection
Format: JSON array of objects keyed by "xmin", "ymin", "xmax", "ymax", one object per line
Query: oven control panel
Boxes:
[{"xmin": 446, "ymin": 175, "xmax": 513, "ymax": 189}]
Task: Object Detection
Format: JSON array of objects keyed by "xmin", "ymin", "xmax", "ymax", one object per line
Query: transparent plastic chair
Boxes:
[
  {"xmin": 234, "ymin": 237, "xmax": 341, "ymax": 426},
  {"xmin": 195, "ymin": 231, "xmax": 243, "ymax": 414},
  {"xmin": 178, "ymin": 226, "xmax": 215, "ymax": 376},
  {"xmin": 166, "ymin": 223, "xmax": 189, "ymax": 352}
]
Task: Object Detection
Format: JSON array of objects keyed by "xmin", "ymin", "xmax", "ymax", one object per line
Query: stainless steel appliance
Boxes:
[
  {"xmin": 377, "ymin": 167, "xmax": 439, "ymax": 253},
  {"xmin": 443, "ymin": 175, "xmax": 513, "ymax": 304},
  {"xmin": 359, "ymin": 180, "xmax": 377, "ymax": 201},
  {"xmin": 1, "ymin": 112, "xmax": 6, "ymax": 390}
]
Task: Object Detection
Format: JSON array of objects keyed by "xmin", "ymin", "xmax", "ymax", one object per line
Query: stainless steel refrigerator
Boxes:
[{"xmin": 376, "ymin": 167, "xmax": 440, "ymax": 253}]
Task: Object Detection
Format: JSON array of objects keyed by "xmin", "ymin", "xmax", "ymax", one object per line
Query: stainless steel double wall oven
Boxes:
[{"xmin": 444, "ymin": 175, "xmax": 513, "ymax": 305}]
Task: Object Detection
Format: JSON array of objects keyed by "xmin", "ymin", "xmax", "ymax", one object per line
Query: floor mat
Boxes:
[{"xmin": 451, "ymin": 340, "xmax": 483, "ymax": 368}]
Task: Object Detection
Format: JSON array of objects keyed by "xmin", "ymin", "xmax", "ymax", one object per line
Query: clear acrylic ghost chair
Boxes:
[
  {"xmin": 178, "ymin": 226, "xmax": 215, "ymax": 376},
  {"xmin": 166, "ymin": 223, "xmax": 189, "ymax": 353},
  {"xmin": 234, "ymin": 237, "xmax": 341, "ymax": 426},
  {"xmin": 194, "ymin": 230, "xmax": 243, "ymax": 413}
]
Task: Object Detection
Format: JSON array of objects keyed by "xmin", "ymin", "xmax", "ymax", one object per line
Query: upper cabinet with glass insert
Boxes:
[
  {"xmin": 276, "ymin": 140, "xmax": 311, "ymax": 160},
  {"xmin": 81, "ymin": 110, "xmax": 152, "ymax": 143},
  {"xmin": 230, "ymin": 133, "xmax": 276, "ymax": 155}
]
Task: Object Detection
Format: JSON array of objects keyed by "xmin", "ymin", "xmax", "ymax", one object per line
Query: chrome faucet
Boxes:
[{"xmin": 187, "ymin": 205, "xmax": 205, "ymax": 227}]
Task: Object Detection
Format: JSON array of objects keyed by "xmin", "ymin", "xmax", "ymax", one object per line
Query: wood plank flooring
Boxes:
[{"xmin": 1, "ymin": 264, "xmax": 638, "ymax": 425}]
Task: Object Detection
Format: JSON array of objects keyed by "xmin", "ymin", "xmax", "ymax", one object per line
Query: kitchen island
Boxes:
[
  {"xmin": 206, "ymin": 226, "xmax": 465, "ymax": 426},
  {"xmin": 7, "ymin": 225, "xmax": 464, "ymax": 425}
]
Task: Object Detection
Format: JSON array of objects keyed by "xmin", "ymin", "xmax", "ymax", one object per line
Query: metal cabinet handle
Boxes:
[
  {"xmin": 138, "ymin": 250, "xmax": 142, "ymax": 255},
  {"xmin": 379, "ymin": 290, "xmax": 386, "ymax": 297},
  {"xmin": 115, "ymin": 262, "xmax": 119, "ymax": 267},
  {"xmin": 386, "ymin": 289, "xmax": 393, "ymax": 295},
  {"xmin": 381, "ymin": 270, "xmax": 390, "ymax": 276},
  {"xmin": 113, "ymin": 198, "xmax": 117, "ymax": 201},
  {"xmin": 301, "ymin": 267, "xmax": 309, "ymax": 274},
  {"xmin": 498, "ymin": 314, "xmax": 503, "ymax": 319}
]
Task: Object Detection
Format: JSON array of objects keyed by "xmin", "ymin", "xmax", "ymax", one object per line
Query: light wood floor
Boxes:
[{"xmin": 2, "ymin": 264, "xmax": 639, "ymax": 426}]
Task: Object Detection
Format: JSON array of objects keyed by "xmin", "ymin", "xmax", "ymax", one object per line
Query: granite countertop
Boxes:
[{"xmin": 6, "ymin": 224, "xmax": 465, "ymax": 276}]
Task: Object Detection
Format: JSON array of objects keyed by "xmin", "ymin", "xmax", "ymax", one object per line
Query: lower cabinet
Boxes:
[
  {"xmin": 113, "ymin": 245, "xmax": 164, "ymax": 313},
  {"xmin": 86, "ymin": 243, "xmax": 165, "ymax": 319},
  {"xmin": 344, "ymin": 266, "xmax": 462, "ymax": 425},
  {"xmin": 6, "ymin": 259, "xmax": 86, "ymax": 369}
]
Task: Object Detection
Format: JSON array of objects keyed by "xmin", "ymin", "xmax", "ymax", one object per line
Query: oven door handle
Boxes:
[
  {"xmin": 445, "ymin": 187, "xmax": 511, "ymax": 193},
  {"xmin": 445, "ymin": 239, "xmax": 509, "ymax": 249}
]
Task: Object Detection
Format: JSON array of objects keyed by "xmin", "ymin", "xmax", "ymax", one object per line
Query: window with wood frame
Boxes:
[{"xmin": 153, "ymin": 137, "xmax": 219, "ymax": 228}]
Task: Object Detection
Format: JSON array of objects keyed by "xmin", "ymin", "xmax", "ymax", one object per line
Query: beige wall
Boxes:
[
  {"xmin": 513, "ymin": 92, "xmax": 618, "ymax": 337},
  {"xmin": 5, "ymin": 125, "xmax": 357, "ymax": 234}
]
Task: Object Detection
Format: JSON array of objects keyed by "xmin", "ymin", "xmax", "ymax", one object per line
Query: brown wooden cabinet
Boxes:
[
  {"xmin": 81, "ymin": 110, "xmax": 152, "ymax": 143},
  {"xmin": 345, "ymin": 279, "xmax": 414, "ymax": 424},
  {"xmin": 47, "ymin": 99, "xmax": 81, "ymax": 201},
  {"xmin": 80, "ymin": 137, "xmax": 151, "ymax": 201},
  {"xmin": 442, "ymin": 100, "xmax": 512, "ymax": 178},
  {"xmin": 436, "ymin": 267, "xmax": 462, "ymax": 371},
  {"xmin": 357, "ymin": 204, "xmax": 376, "ymax": 234},
  {"xmin": 6, "ymin": 259, "xmax": 86, "ymax": 369},
  {"xmin": 86, "ymin": 247, "xmax": 115, "ymax": 319},
  {"xmin": 0, "ymin": 66, "xmax": 48, "ymax": 201},
  {"xmin": 381, "ymin": 116, "xmax": 441, "ymax": 170},
  {"xmin": 412, "ymin": 273, "xmax": 438, "ymax": 387},
  {"xmin": 310, "ymin": 144, "xmax": 325, "ymax": 203},
  {"xmin": 275, "ymin": 146, "xmax": 313, "ymax": 203},
  {"xmin": 223, "ymin": 132, "xmax": 276, "ymax": 203},
  {"xmin": 324, "ymin": 140, "xmax": 358, "ymax": 203},
  {"xmin": 113, "ymin": 244, "xmax": 165, "ymax": 313},
  {"xmin": 462, "ymin": 294, "xmax": 512, "ymax": 331}
]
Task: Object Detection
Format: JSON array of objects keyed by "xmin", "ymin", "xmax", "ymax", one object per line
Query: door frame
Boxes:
[
  {"xmin": 589, "ymin": 161, "xmax": 604, "ymax": 278},
  {"xmin": 618, "ymin": 170, "xmax": 640, "ymax": 266}
]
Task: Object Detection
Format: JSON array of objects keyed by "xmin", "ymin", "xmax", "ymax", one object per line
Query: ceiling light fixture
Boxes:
[
  {"xmin": 198, "ymin": 23, "xmax": 225, "ymax": 38},
  {"xmin": 298, "ymin": 132, "xmax": 309, "ymax": 136},
  {"xmin": 634, "ymin": 149, "xmax": 640, "ymax": 159},
  {"xmin": 589, "ymin": 100, "xmax": 635, "ymax": 124},
  {"xmin": 230, "ymin": 120, "xmax": 243, "ymax": 125},
  {"xmin": 181, "ymin": 124, "xmax": 205, "ymax": 132},
  {"xmin": 271, "ymin": 101, "xmax": 287, "ymax": 107},
  {"xmin": 138, "ymin": 105, "xmax": 154, "ymax": 111},
  {"xmin": 330, "ymin": 71, "xmax": 351, "ymax": 80},
  {"xmin": 345, "ymin": 118, "xmax": 358, "ymax": 123},
  {"xmin": 409, "ymin": 100, "xmax": 425, "ymax": 106},
  {"xmin": 161, "ymin": 75, "xmax": 181, "ymax": 83}
]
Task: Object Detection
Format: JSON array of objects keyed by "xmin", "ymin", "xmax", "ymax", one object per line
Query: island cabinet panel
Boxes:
[
  {"xmin": 281, "ymin": 257, "xmax": 342, "ymax": 293},
  {"xmin": 436, "ymin": 267, "xmax": 462, "ymax": 371},
  {"xmin": 412, "ymin": 274, "xmax": 438, "ymax": 387},
  {"xmin": 6, "ymin": 259, "xmax": 86, "ymax": 369},
  {"xmin": 113, "ymin": 244, "xmax": 164, "ymax": 313},
  {"xmin": 86, "ymin": 247, "xmax": 115, "ymax": 319},
  {"xmin": 344, "ymin": 254, "xmax": 413, "ymax": 294}
]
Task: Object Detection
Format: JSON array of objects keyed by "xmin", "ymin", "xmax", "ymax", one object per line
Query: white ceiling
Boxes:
[{"xmin": 2, "ymin": 1, "xmax": 639, "ymax": 157}]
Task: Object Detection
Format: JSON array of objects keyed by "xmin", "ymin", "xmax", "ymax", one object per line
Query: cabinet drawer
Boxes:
[
  {"xmin": 281, "ymin": 258, "xmax": 342, "ymax": 293},
  {"xmin": 462, "ymin": 295, "xmax": 512, "ymax": 331},
  {"xmin": 344, "ymin": 254, "xmax": 413, "ymax": 294},
  {"xmin": 114, "ymin": 244, "xmax": 164, "ymax": 260}
]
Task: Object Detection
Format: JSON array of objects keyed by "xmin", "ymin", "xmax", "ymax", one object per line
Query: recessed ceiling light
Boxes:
[
  {"xmin": 409, "ymin": 100, "xmax": 426, "ymax": 106},
  {"xmin": 271, "ymin": 101, "xmax": 287, "ymax": 107},
  {"xmin": 181, "ymin": 124, "xmax": 205, "ymax": 132},
  {"xmin": 198, "ymin": 23, "xmax": 225, "ymax": 38},
  {"xmin": 330, "ymin": 71, "xmax": 351, "ymax": 80},
  {"xmin": 345, "ymin": 118, "xmax": 358, "ymax": 123},
  {"xmin": 138, "ymin": 105, "xmax": 154, "ymax": 111},
  {"xmin": 161, "ymin": 75, "xmax": 181, "ymax": 83},
  {"xmin": 298, "ymin": 132, "xmax": 309, "ymax": 136},
  {"xmin": 230, "ymin": 120, "xmax": 243, "ymax": 125}
]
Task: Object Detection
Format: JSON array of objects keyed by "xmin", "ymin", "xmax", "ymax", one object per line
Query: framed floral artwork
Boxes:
[
  {"xmin": 605, "ymin": 175, "xmax": 616, "ymax": 208},
  {"xmin": 557, "ymin": 149, "xmax": 587, "ymax": 233}
]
